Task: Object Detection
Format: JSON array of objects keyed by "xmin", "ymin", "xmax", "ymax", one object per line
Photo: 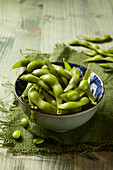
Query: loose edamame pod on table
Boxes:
[
  {"xmin": 98, "ymin": 63, "xmax": 113, "ymax": 70},
  {"xmin": 78, "ymin": 35, "xmax": 112, "ymax": 43},
  {"xmin": 83, "ymin": 55, "xmax": 113, "ymax": 63},
  {"xmin": 82, "ymin": 50, "xmax": 97, "ymax": 56}
]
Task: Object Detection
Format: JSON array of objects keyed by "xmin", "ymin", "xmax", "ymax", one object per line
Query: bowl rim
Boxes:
[{"xmin": 15, "ymin": 62, "xmax": 104, "ymax": 117}]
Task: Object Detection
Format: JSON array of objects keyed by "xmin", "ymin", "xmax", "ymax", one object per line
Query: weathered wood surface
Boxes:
[{"xmin": 0, "ymin": 0, "xmax": 113, "ymax": 169}]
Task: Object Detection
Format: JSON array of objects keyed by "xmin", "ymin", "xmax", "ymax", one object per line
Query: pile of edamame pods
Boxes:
[
  {"xmin": 11, "ymin": 57, "xmax": 97, "ymax": 115},
  {"xmin": 69, "ymin": 34, "xmax": 113, "ymax": 72}
]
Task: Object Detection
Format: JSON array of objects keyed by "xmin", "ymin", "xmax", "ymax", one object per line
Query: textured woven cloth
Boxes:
[{"xmin": 1, "ymin": 44, "xmax": 113, "ymax": 154}]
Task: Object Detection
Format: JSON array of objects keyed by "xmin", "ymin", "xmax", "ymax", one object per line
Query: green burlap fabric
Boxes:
[{"xmin": 1, "ymin": 44, "xmax": 113, "ymax": 154}]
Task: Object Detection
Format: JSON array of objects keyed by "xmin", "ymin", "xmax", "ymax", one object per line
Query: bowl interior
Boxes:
[{"xmin": 15, "ymin": 62, "xmax": 104, "ymax": 115}]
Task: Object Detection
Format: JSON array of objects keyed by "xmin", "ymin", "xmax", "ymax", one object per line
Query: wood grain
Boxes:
[{"xmin": 0, "ymin": 0, "xmax": 113, "ymax": 169}]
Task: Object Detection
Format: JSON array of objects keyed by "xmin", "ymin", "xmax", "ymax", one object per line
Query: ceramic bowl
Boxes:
[{"xmin": 15, "ymin": 62, "xmax": 104, "ymax": 132}]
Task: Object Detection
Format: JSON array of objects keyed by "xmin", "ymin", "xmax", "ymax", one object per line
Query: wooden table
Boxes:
[{"xmin": 0, "ymin": 0, "xmax": 113, "ymax": 169}]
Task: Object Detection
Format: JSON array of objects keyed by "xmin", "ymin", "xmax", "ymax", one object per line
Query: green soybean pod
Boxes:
[
  {"xmin": 63, "ymin": 59, "xmax": 71, "ymax": 71},
  {"xmin": 58, "ymin": 97, "xmax": 90, "ymax": 110},
  {"xmin": 86, "ymin": 89, "xmax": 97, "ymax": 105},
  {"xmin": 78, "ymin": 35, "xmax": 112, "ymax": 43},
  {"xmin": 83, "ymin": 55, "xmax": 113, "ymax": 63},
  {"xmin": 98, "ymin": 63, "xmax": 113, "ymax": 70},
  {"xmin": 69, "ymin": 40, "xmax": 94, "ymax": 50},
  {"xmin": 40, "ymin": 73, "xmax": 63, "ymax": 98},
  {"xmin": 10, "ymin": 58, "xmax": 37, "ymax": 70},
  {"xmin": 82, "ymin": 50, "xmax": 97, "ymax": 56},
  {"xmin": 21, "ymin": 82, "xmax": 33, "ymax": 98},
  {"xmin": 42, "ymin": 90, "xmax": 57, "ymax": 106},
  {"xmin": 64, "ymin": 67, "xmax": 80, "ymax": 92},
  {"xmin": 27, "ymin": 60, "xmax": 45, "ymax": 73},
  {"xmin": 29, "ymin": 88, "xmax": 57, "ymax": 114},
  {"xmin": 53, "ymin": 64, "xmax": 72, "ymax": 80},
  {"xmin": 59, "ymin": 107, "xmax": 82, "ymax": 114},
  {"xmin": 44, "ymin": 58, "xmax": 65, "ymax": 88},
  {"xmin": 20, "ymin": 74, "xmax": 54, "ymax": 97},
  {"xmin": 32, "ymin": 68, "xmax": 50, "ymax": 77}
]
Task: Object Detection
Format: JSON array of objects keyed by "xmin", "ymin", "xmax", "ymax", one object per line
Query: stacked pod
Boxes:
[
  {"xmin": 11, "ymin": 58, "xmax": 97, "ymax": 114},
  {"xmin": 69, "ymin": 34, "xmax": 113, "ymax": 71}
]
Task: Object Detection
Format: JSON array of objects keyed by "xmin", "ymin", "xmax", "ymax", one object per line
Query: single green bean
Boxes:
[
  {"xmin": 28, "ymin": 88, "xmax": 57, "ymax": 114},
  {"xmin": 27, "ymin": 60, "xmax": 45, "ymax": 73},
  {"xmin": 78, "ymin": 35, "xmax": 112, "ymax": 43},
  {"xmin": 33, "ymin": 138, "xmax": 44, "ymax": 145},
  {"xmin": 58, "ymin": 97, "xmax": 90, "ymax": 110},
  {"xmin": 12, "ymin": 130, "xmax": 21, "ymax": 139}
]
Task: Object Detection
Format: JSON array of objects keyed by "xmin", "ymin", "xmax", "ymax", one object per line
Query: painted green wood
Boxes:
[{"xmin": 0, "ymin": 0, "xmax": 113, "ymax": 169}]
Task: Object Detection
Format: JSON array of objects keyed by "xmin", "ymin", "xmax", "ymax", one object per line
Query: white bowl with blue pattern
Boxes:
[{"xmin": 15, "ymin": 62, "xmax": 104, "ymax": 132}]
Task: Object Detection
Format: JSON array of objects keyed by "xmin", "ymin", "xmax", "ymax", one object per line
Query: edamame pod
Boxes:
[
  {"xmin": 86, "ymin": 89, "xmax": 97, "ymax": 105},
  {"xmin": 40, "ymin": 73, "xmax": 63, "ymax": 98},
  {"xmin": 27, "ymin": 60, "xmax": 45, "ymax": 73},
  {"xmin": 78, "ymin": 35, "xmax": 112, "ymax": 43},
  {"xmin": 44, "ymin": 58, "xmax": 65, "ymax": 88},
  {"xmin": 59, "ymin": 107, "xmax": 82, "ymax": 114},
  {"xmin": 64, "ymin": 66, "xmax": 80, "ymax": 92},
  {"xmin": 82, "ymin": 50, "xmax": 97, "ymax": 56},
  {"xmin": 29, "ymin": 88, "xmax": 57, "ymax": 114},
  {"xmin": 32, "ymin": 68, "xmax": 50, "ymax": 77},
  {"xmin": 53, "ymin": 65, "xmax": 72, "ymax": 80},
  {"xmin": 21, "ymin": 82, "xmax": 33, "ymax": 98},
  {"xmin": 42, "ymin": 90, "xmax": 57, "ymax": 106},
  {"xmin": 10, "ymin": 58, "xmax": 37, "ymax": 70},
  {"xmin": 20, "ymin": 74, "xmax": 54, "ymax": 96},
  {"xmin": 58, "ymin": 97, "xmax": 90, "ymax": 110},
  {"xmin": 98, "ymin": 63, "xmax": 113, "ymax": 70},
  {"xmin": 83, "ymin": 55, "xmax": 113, "ymax": 63}
]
